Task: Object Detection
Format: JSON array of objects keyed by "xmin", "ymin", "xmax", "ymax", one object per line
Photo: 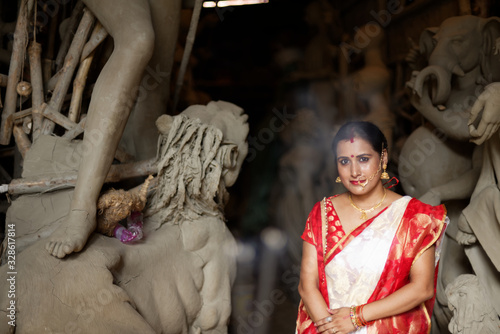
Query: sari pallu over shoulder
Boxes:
[
  {"xmin": 296, "ymin": 197, "xmax": 447, "ymax": 334},
  {"xmin": 365, "ymin": 198, "xmax": 447, "ymax": 334}
]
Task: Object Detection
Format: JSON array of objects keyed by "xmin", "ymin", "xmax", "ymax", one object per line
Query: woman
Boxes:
[{"xmin": 296, "ymin": 121, "xmax": 448, "ymax": 333}]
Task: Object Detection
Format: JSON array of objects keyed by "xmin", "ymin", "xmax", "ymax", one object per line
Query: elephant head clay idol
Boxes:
[
  {"xmin": 401, "ymin": 15, "xmax": 500, "ymax": 203},
  {"xmin": 402, "ymin": 15, "xmax": 500, "ymax": 332},
  {"xmin": 411, "ymin": 15, "xmax": 500, "ymax": 108}
]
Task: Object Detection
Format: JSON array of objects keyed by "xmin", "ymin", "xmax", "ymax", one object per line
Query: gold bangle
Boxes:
[{"xmin": 350, "ymin": 305, "xmax": 361, "ymax": 330}]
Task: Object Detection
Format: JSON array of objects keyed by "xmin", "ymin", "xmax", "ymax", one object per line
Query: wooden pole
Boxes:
[
  {"xmin": 28, "ymin": 42, "xmax": 45, "ymax": 141},
  {"xmin": 67, "ymin": 52, "xmax": 93, "ymax": 123},
  {"xmin": 42, "ymin": 106, "xmax": 78, "ymax": 130},
  {"xmin": 62, "ymin": 116, "xmax": 86, "ymax": 140},
  {"xmin": 11, "ymin": 108, "xmax": 33, "ymax": 126},
  {"xmin": 172, "ymin": 0, "xmax": 203, "ymax": 113},
  {"xmin": 41, "ymin": 8, "xmax": 95, "ymax": 135},
  {"xmin": 67, "ymin": 21, "xmax": 107, "ymax": 124},
  {"xmin": 54, "ymin": 0, "xmax": 85, "ymax": 71},
  {"xmin": 67, "ymin": 25, "xmax": 104, "ymax": 125},
  {"xmin": 80, "ymin": 21, "xmax": 108, "ymax": 61},
  {"xmin": 0, "ymin": 0, "xmax": 30, "ymax": 145},
  {"xmin": 13, "ymin": 125, "xmax": 31, "ymax": 158},
  {"xmin": 6, "ymin": 158, "xmax": 157, "ymax": 195},
  {"xmin": 45, "ymin": 67, "xmax": 61, "ymax": 92},
  {"xmin": 41, "ymin": 3, "xmax": 60, "ymax": 86}
]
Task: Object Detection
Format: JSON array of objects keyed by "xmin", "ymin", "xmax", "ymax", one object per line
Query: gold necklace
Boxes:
[{"xmin": 349, "ymin": 188, "xmax": 387, "ymax": 220}]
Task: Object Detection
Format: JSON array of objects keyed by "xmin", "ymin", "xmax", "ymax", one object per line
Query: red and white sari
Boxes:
[{"xmin": 296, "ymin": 195, "xmax": 448, "ymax": 334}]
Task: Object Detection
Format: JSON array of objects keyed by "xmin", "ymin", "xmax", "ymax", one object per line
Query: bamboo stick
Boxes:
[
  {"xmin": 45, "ymin": 67, "xmax": 61, "ymax": 92},
  {"xmin": 28, "ymin": 41, "xmax": 45, "ymax": 141},
  {"xmin": 2, "ymin": 107, "xmax": 36, "ymax": 143},
  {"xmin": 42, "ymin": 59, "xmax": 53, "ymax": 88},
  {"xmin": 67, "ymin": 21, "xmax": 106, "ymax": 124},
  {"xmin": 172, "ymin": 0, "xmax": 203, "ymax": 113},
  {"xmin": 1, "ymin": 115, "xmax": 13, "ymax": 143},
  {"xmin": 43, "ymin": 106, "xmax": 78, "ymax": 130},
  {"xmin": 62, "ymin": 116, "xmax": 86, "ymax": 140},
  {"xmin": 13, "ymin": 125, "xmax": 31, "ymax": 158},
  {"xmin": 5, "ymin": 158, "xmax": 157, "ymax": 195},
  {"xmin": 80, "ymin": 21, "xmax": 108, "ymax": 61},
  {"xmin": 104, "ymin": 158, "xmax": 157, "ymax": 183},
  {"xmin": 41, "ymin": 9, "xmax": 95, "ymax": 135},
  {"xmin": 8, "ymin": 108, "xmax": 33, "ymax": 135},
  {"xmin": 12, "ymin": 108, "xmax": 32, "ymax": 119},
  {"xmin": 54, "ymin": 0, "xmax": 85, "ymax": 71},
  {"xmin": 27, "ymin": 0, "xmax": 35, "ymax": 17},
  {"xmin": 38, "ymin": 0, "xmax": 58, "ymax": 82},
  {"xmin": 0, "ymin": 0, "xmax": 30, "ymax": 145},
  {"xmin": 68, "ymin": 50, "xmax": 94, "ymax": 122}
]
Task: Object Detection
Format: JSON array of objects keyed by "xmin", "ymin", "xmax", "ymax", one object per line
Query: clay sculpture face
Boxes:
[{"xmin": 412, "ymin": 15, "xmax": 500, "ymax": 105}]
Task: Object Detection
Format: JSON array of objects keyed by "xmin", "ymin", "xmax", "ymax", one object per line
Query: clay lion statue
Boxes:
[{"xmin": 0, "ymin": 100, "xmax": 249, "ymax": 333}]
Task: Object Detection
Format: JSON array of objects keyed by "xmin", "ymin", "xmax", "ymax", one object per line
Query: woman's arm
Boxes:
[
  {"xmin": 298, "ymin": 241, "xmax": 332, "ymax": 325},
  {"xmin": 363, "ymin": 245, "xmax": 436, "ymax": 321},
  {"xmin": 318, "ymin": 246, "xmax": 436, "ymax": 334}
]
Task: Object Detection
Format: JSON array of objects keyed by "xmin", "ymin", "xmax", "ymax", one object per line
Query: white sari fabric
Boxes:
[{"xmin": 324, "ymin": 196, "xmax": 412, "ymax": 333}]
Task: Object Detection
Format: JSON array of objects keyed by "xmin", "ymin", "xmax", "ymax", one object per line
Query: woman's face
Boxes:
[{"xmin": 336, "ymin": 136, "xmax": 385, "ymax": 194}]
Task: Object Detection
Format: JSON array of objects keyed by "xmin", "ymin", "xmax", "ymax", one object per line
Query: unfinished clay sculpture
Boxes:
[
  {"xmin": 402, "ymin": 15, "xmax": 500, "ymax": 331},
  {"xmin": 0, "ymin": 100, "xmax": 248, "ymax": 333},
  {"xmin": 446, "ymin": 274, "xmax": 500, "ymax": 334},
  {"xmin": 342, "ymin": 22, "xmax": 395, "ymax": 152},
  {"xmin": 45, "ymin": 0, "xmax": 200, "ymax": 259},
  {"xmin": 459, "ymin": 82, "xmax": 500, "ymax": 317},
  {"xmin": 272, "ymin": 108, "xmax": 334, "ymax": 265},
  {"xmin": 403, "ymin": 15, "xmax": 500, "ymax": 203},
  {"xmin": 339, "ymin": 23, "xmax": 394, "ymax": 150}
]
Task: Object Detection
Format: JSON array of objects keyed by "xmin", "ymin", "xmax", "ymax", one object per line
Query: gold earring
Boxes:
[
  {"xmin": 336, "ymin": 176, "xmax": 342, "ymax": 183},
  {"xmin": 381, "ymin": 164, "xmax": 390, "ymax": 180}
]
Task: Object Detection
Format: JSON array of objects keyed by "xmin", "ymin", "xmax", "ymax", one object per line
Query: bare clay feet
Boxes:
[{"xmin": 46, "ymin": 207, "xmax": 96, "ymax": 258}]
